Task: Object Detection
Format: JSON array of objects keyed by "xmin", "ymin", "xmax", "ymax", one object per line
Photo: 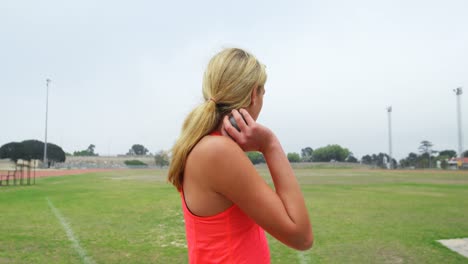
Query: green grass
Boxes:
[{"xmin": 1, "ymin": 168, "xmax": 467, "ymax": 263}]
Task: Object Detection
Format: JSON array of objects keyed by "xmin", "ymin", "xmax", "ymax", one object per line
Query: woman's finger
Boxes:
[
  {"xmin": 232, "ymin": 109, "xmax": 248, "ymax": 131},
  {"xmin": 239, "ymin": 108, "xmax": 254, "ymax": 126},
  {"xmin": 223, "ymin": 115, "xmax": 241, "ymax": 139}
]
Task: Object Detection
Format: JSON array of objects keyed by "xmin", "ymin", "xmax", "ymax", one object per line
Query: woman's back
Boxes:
[
  {"xmin": 181, "ymin": 132, "xmax": 270, "ymax": 263},
  {"xmin": 182, "ymin": 132, "xmax": 270, "ymax": 263},
  {"xmin": 183, "ymin": 133, "xmax": 235, "ymax": 217},
  {"xmin": 181, "ymin": 186, "xmax": 270, "ymax": 263}
]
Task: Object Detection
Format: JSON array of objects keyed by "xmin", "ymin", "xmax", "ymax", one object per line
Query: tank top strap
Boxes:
[{"xmin": 210, "ymin": 131, "xmax": 222, "ymax": 136}]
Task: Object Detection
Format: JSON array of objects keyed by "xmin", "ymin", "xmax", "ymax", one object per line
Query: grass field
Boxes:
[{"xmin": 1, "ymin": 167, "xmax": 467, "ymax": 263}]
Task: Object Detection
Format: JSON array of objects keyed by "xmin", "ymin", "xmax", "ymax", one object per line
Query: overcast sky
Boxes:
[{"xmin": 1, "ymin": 0, "xmax": 467, "ymax": 160}]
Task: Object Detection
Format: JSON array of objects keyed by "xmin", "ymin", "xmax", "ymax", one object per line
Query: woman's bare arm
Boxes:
[{"xmin": 204, "ymin": 109, "xmax": 313, "ymax": 250}]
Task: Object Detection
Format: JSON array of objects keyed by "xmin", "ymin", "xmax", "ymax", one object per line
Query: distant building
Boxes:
[
  {"xmin": 448, "ymin": 158, "xmax": 458, "ymax": 170},
  {"xmin": 458, "ymin": 157, "xmax": 468, "ymax": 169},
  {"xmin": 448, "ymin": 157, "xmax": 468, "ymax": 170}
]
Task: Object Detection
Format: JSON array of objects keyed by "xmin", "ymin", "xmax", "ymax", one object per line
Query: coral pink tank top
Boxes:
[{"xmin": 181, "ymin": 131, "xmax": 271, "ymax": 264}]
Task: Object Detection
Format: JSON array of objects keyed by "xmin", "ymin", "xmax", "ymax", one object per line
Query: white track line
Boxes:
[
  {"xmin": 297, "ymin": 251, "xmax": 310, "ymax": 264},
  {"xmin": 47, "ymin": 198, "xmax": 95, "ymax": 264}
]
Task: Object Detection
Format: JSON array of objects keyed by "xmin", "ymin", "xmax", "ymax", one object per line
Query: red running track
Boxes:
[{"xmin": 30, "ymin": 169, "xmax": 126, "ymax": 178}]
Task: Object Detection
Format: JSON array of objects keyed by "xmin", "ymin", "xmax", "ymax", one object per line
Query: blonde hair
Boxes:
[{"xmin": 168, "ymin": 48, "xmax": 267, "ymax": 190}]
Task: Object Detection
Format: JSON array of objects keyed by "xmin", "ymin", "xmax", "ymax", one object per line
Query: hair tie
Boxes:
[{"xmin": 209, "ymin": 98, "xmax": 217, "ymax": 104}]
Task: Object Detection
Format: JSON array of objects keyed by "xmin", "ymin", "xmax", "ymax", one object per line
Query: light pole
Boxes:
[
  {"xmin": 453, "ymin": 87, "xmax": 463, "ymax": 158},
  {"xmin": 387, "ymin": 106, "xmax": 393, "ymax": 169},
  {"xmin": 43, "ymin": 79, "xmax": 51, "ymax": 168}
]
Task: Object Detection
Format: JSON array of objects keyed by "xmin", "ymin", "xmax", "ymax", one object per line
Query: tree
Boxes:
[
  {"xmin": 434, "ymin": 150, "xmax": 456, "ymax": 170},
  {"xmin": 154, "ymin": 150, "xmax": 170, "ymax": 167},
  {"xmin": 312, "ymin": 144, "xmax": 350, "ymax": 162},
  {"xmin": 300, "ymin": 147, "xmax": 313, "ymax": 162},
  {"xmin": 418, "ymin": 140, "xmax": 433, "ymax": 154},
  {"xmin": 346, "ymin": 154, "xmax": 358, "ymax": 163},
  {"xmin": 400, "ymin": 152, "xmax": 418, "ymax": 168},
  {"xmin": 46, "ymin": 143, "xmax": 66, "ymax": 163},
  {"xmin": 439, "ymin": 150, "xmax": 456, "ymax": 158},
  {"xmin": 435, "ymin": 155, "xmax": 450, "ymax": 169},
  {"xmin": 440, "ymin": 159, "xmax": 449, "ymax": 169},
  {"xmin": 287, "ymin": 152, "xmax": 301, "ymax": 163},
  {"xmin": 399, "ymin": 148, "xmax": 448, "ymax": 169},
  {"xmin": 124, "ymin": 160, "xmax": 148, "ymax": 166},
  {"xmin": 375, "ymin": 153, "xmax": 392, "ymax": 168},
  {"xmin": 464, "ymin": 150, "xmax": 468, "ymax": 158},
  {"xmin": 362, "ymin": 152, "xmax": 396, "ymax": 168},
  {"xmin": 128, "ymin": 144, "xmax": 149, "ymax": 156},
  {"xmin": 73, "ymin": 144, "xmax": 98, "ymax": 156},
  {"xmin": 0, "ymin": 142, "xmax": 24, "ymax": 162},
  {"xmin": 87, "ymin": 144, "xmax": 95, "ymax": 154},
  {"xmin": 414, "ymin": 153, "xmax": 431, "ymax": 168},
  {"xmin": 418, "ymin": 140, "xmax": 436, "ymax": 168},
  {"xmin": 0, "ymin": 140, "xmax": 65, "ymax": 163},
  {"xmin": 246, "ymin": 152, "xmax": 265, "ymax": 164},
  {"xmin": 361, "ymin": 155, "xmax": 373, "ymax": 165}
]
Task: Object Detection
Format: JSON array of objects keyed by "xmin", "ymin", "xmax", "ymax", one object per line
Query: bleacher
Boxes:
[{"xmin": 0, "ymin": 159, "xmax": 38, "ymax": 186}]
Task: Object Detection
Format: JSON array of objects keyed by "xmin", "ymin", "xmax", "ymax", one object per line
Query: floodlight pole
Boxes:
[
  {"xmin": 43, "ymin": 79, "xmax": 51, "ymax": 168},
  {"xmin": 387, "ymin": 106, "xmax": 393, "ymax": 169},
  {"xmin": 454, "ymin": 87, "xmax": 463, "ymax": 158}
]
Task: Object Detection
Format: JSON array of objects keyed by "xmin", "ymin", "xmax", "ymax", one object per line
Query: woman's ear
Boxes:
[{"xmin": 250, "ymin": 87, "xmax": 258, "ymax": 106}]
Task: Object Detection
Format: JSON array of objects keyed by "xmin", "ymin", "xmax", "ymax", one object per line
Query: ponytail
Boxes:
[{"xmin": 168, "ymin": 99, "xmax": 221, "ymax": 190}]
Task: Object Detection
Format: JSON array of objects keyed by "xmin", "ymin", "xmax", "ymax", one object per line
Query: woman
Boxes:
[{"xmin": 168, "ymin": 48, "xmax": 313, "ymax": 263}]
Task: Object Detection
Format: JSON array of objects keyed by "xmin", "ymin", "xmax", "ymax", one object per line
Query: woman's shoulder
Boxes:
[
  {"xmin": 191, "ymin": 134, "xmax": 243, "ymax": 161},
  {"xmin": 187, "ymin": 134, "xmax": 257, "ymax": 193}
]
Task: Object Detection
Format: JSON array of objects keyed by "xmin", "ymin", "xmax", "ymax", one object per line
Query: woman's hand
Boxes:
[
  {"xmin": 212, "ymin": 108, "xmax": 313, "ymax": 250},
  {"xmin": 222, "ymin": 109, "xmax": 275, "ymax": 153}
]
